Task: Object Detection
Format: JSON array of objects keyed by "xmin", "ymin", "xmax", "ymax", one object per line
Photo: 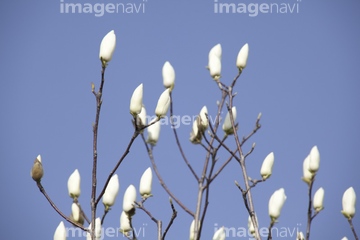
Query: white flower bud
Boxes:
[
  {"xmin": 99, "ymin": 30, "xmax": 116, "ymax": 64},
  {"xmin": 341, "ymin": 237, "xmax": 348, "ymax": 240},
  {"xmin": 269, "ymin": 188, "xmax": 287, "ymax": 221},
  {"xmin": 248, "ymin": 214, "xmax": 258, "ymax": 236},
  {"xmin": 139, "ymin": 167, "xmax": 153, "ymax": 199},
  {"xmin": 302, "ymin": 155, "xmax": 314, "ymax": 184},
  {"xmin": 136, "ymin": 105, "xmax": 147, "ymax": 129},
  {"xmin": 103, "ymin": 174, "xmax": 120, "ymax": 209},
  {"xmin": 260, "ymin": 152, "xmax": 275, "ymax": 180},
  {"xmin": 208, "ymin": 44, "xmax": 222, "ymax": 81},
  {"xmin": 86, "ymin": 218, "xmax": 101, "ymax": 240},
  {"xmin": 53, "ymin": 221, "xmax": 66, "ymax": 240},
  {"xmin": 155, "ymin": 88, "xmax": 171, "ymax": 118},
  {"xmin": 189, "ymin": 220, "xmax": 201, "ymax": 240},
  {"xmin": 212, "ymin": 226, "xmax": 226, "ymax": 240},
  {"xmin": 208, "ymin": 44, "xmax": 222, "ymax": 63},
  {"xmin": 341, "ymin": 187, "xmax": 356, "ymax": 219},
  {"xmin": 222, "ymin": 106, "xmax": 237, "ymax": 135},
  {"xmin": 189, "ymin": 116, "xmax": 202, "ymax": 144},
  {"xmin": 123, "ymin": 184, "xmax": 137, "ymax": 216},
  {"xmin": 296, "ymin": 231, "xmax": 305, "ymax": 240},
  {"xmin": 313, "ymin": 187, "xmax": 325, "ymax": 212},
  {"xmin": 309, "ymin": 145, "xmax": 320, "ymax": 173},
  {"xmin": 31, "ymin": 155, "xmax": 43, "ymax": 182},
  {"xmin": 162, "ymin": 61, "xmax": 175, "ymax": 90},
  {"xmin": 70, "ymin": 203, "xmax": 84, "ymax": 225},
  {"xmin": 236, "ymin": 43, "xmax": 249, "ymax": 70},
  {"xmin": 147, "ymin": 118, "xmax": 161, "ymax": 145},
  {"xmin": 120, "ymin": 211, "xmax": 132, "ymax": 234},
  {"xmin": 209, "ymin": 55, "xmax": 221, "ymax": 80},
  {"xmin": 67, "ymin": 169, "xmax": 81, "ymax": 199},
  {"xmin": 199, "ymin": 106, "xmax": 209, "ymax": 130},
  {"xmin": 130, "ymin": 83, "xmax": 143, "ymax": 116}
]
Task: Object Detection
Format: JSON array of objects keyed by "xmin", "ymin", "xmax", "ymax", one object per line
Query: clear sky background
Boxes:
[{"xmin": 1, "ymin": 0, "xmax": 359, "ymax": 239}]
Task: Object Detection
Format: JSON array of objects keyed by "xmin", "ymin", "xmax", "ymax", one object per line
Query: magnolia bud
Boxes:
[
  {"xmin": 86, "ymin": 218, "xmax": 101, "ymax": 240},
  {"xmin": 341, "ymin": 237, "xmax": 349, "ymax": 240},
  {"xmin": 67, "ymin": 169, "xmax": 81, "ymax": 199},
  {"xmin": 99, "ymin": 30, "xmax": 116, "ymax": 64},
  {"xmin": 155, "ymin": 88, "xmax": 171, "ymax": 118},
  {"xmin": 162, "ymin": 61, "xmax": 175, "ymax": 90},
  {"xmin": 120, "ymin": 211, "xmax": 132, "ymax": 235},
  {"xmin": 139, "ymin": 167, "xmax": 153, "ymax": 199},
  {"xmin": 302, "ymin": 155, "xmax": 314, "ymax": 184},
  {"xmin": 123, "ymin": 184, "xmax": 137, "ymax": 216},
  {"xmin": 199, "ymin": 106, "xmax": 209, "ymax": 130},
  {"xmin": 208, "ymin": 43, "xmax": 222, "ymax": 62},
  {"xmin": 212, "ymin": 226, "xmax": 226, "ymax": 240},
  {"xmin": 208, "ymin": 44, "xmax": 222, "ymax": 81},
  {"xmin": 296, "ymin": 231, "xmax": 305, "ymax": 240},
  {"xmin": 31, "ymin": 155, "xmax": 43, "ymax": 182},
  {"xmin": 341, "ymin": 187, "xmax": 356, "ymax": 219},
  {"xmin": 130, "ymin": 83, "xmax": 143, "ymax": 116},
  {"xmin": 260, "ymin": 152, "xmax": 275, "ymax": 180},
  {"xmin": 309, "ymin": 145, "xmax": 320, "ymax": 173},
  {"xmin": 136, "ymin": 105, "xmax": 147, "ymax": 129},
  {"xmin": 248, "ymin": 214, "xmax": 258, "ymax": 236},
  {"xmin": 269, "ymin": 188, "xmax": 287, "ymax": 221},
  {"xmin": 222, "ymin": 106, "xmax": 237, "ymax": 135},
  {"xmin": 103, "ymin": 174, "xmax": 120, "ymax": 210},
  {"xmin": 189, "ymin": 220, "xmax": 201, "ymax": 240},
  {"xmin": 190, "ymin": 116, "xmax": 202, "ymax": 144},
  {"xmin": 209, "ymin": 55, "xmax": 221, "ymax": 80},
  {"xmin": 147, "ymin": 118, "xmax": 161, "ymax": 145},
  {"xmin": 236, "ymin": 43, "xmax": 249, "ymax": 70},
  {"xmin": 70, "ymin": 203, "xmax": 84, "ymax": 226},
  {"xmin": 313, "ymin": 187, "xmax": 325, "ymax": 212},
  {"xmin": 53, "ymin": 221, "xmax": 66, "ymax": 240}
]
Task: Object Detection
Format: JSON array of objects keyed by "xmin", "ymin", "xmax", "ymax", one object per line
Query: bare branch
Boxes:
[
  {"xmin": 241, "ymin": 113, "xmax": 261, "ymax": 146},
  {"xmin": 140, "ymin": 134, "xmax": 194, "ymax": 217},
  {"xmin": 36, "ymin": 182, "xmax": 89, "ymax": 232},
  {"xmin": 96, "ymin": 131, "xmax": 140, "ymax": 205},
  {"xmin": 163, "ymin": 198, "xmax": 178, "ymax": 240},
  {"xmin": 90, "ymin": 64, "xmax": 107, "ymax": 240},
  {"xmin": 169, "ymin": 92, "xmax": 199, "ymax": 181},
  {"xmin": 267, "ymin": 220, "xmax": 276, "ymax": 240},
  {"xmin": 306, "ymin": 178, "xmax": 315, "ymax": 240},
  {"xmin": 348, "ymin": 218, "xmax": 359, "ymax": 240},
  {"xmin": 226, "ymin": 69, "xmax": 261, "ymax": 240}
]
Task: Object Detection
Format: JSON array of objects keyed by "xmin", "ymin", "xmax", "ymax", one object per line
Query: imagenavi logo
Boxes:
[
  {"xmin": 59, "ymin": 0, "xmax": 147, "ymax": 17},
  {"xmin": 214, "ymin": 0, "xmax": 301, "ymax": 17}
]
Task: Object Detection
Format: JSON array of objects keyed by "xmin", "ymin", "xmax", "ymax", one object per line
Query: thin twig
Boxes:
[
  {"xmin": 241, "ymin": 113, "xmax": 262, "ymax": 147},
  {"xmin": 348, "ymin": 218, "xmax": 359, "ymax": 240},
  {"xmin": 95, "ymin": 130, "xmax": 140, "ymax": 205},
  {"xmin": 90, "ymin": 64, "xmax": 107, "ymax": 240},
  {"xmin": 194, "ymin": 84, "xmax": 228, "ymax": 240},
  {"xmin": 129, "ymin": 216, "xmax": 137, "ymax": 240},
  {"xmin": 169, "ymin": 92, "xmax": 199, "ymax": 181},
  {"xmin": 267, "ymin": 220, "xmax": 275, "ymax": 240},
  {"xmin": 101, "ymin": 209, "xmax": 109, "ymax": 225},
  {"xmin": 36, "ymin": 182, "xmax": 89, "ymax": 232},
  {"xmin": 163, "ymin": 198, "xmax": 178, "ymax": 240},
  {"xmin": 306, "ymin": 179, "xmax": 315, "ymax": 240},
  {"xmin": 135, "ymin": 201, "xmax": 158, "ymax": 224},
  {"xmin": 227, "ymin": 69, "xmax": 260, "ymax": 240},
  {"xmin": 135, "ymin": 200, "xmax": 164, "ymax": 240},
  {"xmin": 208, "ymin": 123, "xmax": 241, "ymax": 162},
  {"xmin": 140, "ymin": 134, "xmax": 194, "ymax": 217}
]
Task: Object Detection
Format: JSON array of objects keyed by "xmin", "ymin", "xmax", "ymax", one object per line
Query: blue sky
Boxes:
[{"xmin": 1, "ymin": 0, "xmax": 359, "ymax": 239}]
